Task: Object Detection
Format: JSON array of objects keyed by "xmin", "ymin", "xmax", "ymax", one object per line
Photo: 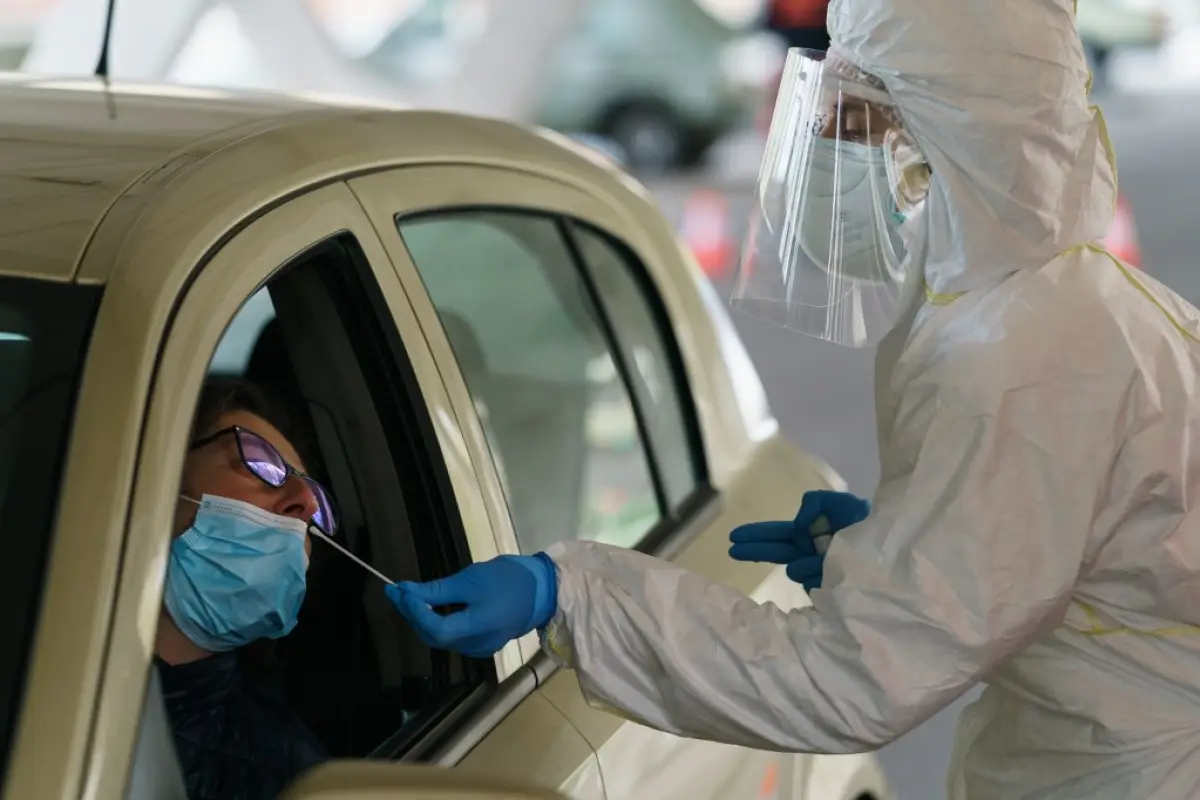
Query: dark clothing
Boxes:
[{"xmin": 157, "ymin": 652, "xmax": 327, "ymax": 800}]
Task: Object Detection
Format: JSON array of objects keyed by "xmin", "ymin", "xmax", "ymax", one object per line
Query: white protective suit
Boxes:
[{"xmin": 541, "ymin": 0, "xmax": 1200, "ymax": 797}]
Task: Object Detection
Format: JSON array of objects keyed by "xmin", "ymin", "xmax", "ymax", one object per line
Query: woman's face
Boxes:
[{"xmin": 174, "ymin": 410, "xmax": 317, "ymax": 558}]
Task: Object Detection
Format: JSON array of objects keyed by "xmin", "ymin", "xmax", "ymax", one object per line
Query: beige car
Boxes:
[{"xmin": 0, "ymin": 75, "xmax": 890, "ymax": 800}]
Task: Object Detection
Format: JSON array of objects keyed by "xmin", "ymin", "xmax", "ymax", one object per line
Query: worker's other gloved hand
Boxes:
[
  {"xmin": 728, "ymin": 490, "xmax": 870, "ymax": 591},
  {"xmin": 385, "ymin": 553, "xmax": 558, "ymax": 659}
]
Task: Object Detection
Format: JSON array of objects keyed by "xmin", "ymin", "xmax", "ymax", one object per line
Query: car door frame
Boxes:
[{"xmin": 5, "ymin": 181, "xmax": 520, "ymax": 800}]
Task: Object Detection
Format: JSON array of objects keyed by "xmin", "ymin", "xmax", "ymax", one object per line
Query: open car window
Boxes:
[{"xmin": 174, "ymin": 233, "xmax": 490, "ymax": 762}]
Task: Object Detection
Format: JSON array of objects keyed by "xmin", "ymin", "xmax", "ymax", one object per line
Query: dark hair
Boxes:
[{"xmin": 192, "ymin": 376, "xmax": 297, "ymax": 443}]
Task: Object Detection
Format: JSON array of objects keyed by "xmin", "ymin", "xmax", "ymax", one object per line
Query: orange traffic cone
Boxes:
[
  {"xmin": 681, "ymin": 187, "xmax": 732, "ymax": 280},
  {"xmin": 1103, "ymin": 194, "xmax": 1143, "ymax": 269},
  {"xmin": 757, "ymin": 761, "xmax": 779, "ymax": 800}
]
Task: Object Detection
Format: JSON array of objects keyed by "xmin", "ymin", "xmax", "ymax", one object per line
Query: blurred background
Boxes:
[{"xmin": 5, "ymin": 0, "xmax": 1198, "ymax": 795}]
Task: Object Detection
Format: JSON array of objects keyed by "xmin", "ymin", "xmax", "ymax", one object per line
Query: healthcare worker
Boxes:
[{"xmin": 389, "ymin": 0, "xmax": 1200, "ymax": 796}]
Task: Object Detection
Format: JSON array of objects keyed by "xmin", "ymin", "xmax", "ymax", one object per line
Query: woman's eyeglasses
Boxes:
[{"xmin": 189, "ymin": 425, "xmax": 338, "ymax": 535}]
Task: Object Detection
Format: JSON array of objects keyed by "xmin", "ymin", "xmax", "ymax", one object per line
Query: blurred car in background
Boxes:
[
  {"xmin": 361, "ymin": 0, "xmax": 766, "ymax": 174},
  {"xmin": 1076, "ymin": 0, "xmax": 1170, "ymax": 82},
  {"xmin": 0, "ymin": 3, "xmax": 36, "ymax": 72},
  {"xmin": 0, "ymin": 28, "xmax": 30, "ymax": 71}
]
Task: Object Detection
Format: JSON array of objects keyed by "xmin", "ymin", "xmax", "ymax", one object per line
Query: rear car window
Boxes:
[
  {"xmin": 400, "ymin": 211, "xmax": 663, "ymax": 551},
  {"xmin": 0, "ymin": 277, "xmax": 99, "ymax": 781}
]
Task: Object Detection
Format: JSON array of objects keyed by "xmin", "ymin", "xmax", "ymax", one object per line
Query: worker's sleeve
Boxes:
[{"xmin": 540, "ymin": 374, "xmax": 1110, "ymax": 753}]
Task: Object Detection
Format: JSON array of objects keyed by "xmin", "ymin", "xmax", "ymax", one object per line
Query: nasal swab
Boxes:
[
  {"xmin": 309, "ymin": 527, "xmax": 394, "ymax": 585},
  {"xmin": 180, "ymin": 493, "xmax": 395, "ymax": 585}
]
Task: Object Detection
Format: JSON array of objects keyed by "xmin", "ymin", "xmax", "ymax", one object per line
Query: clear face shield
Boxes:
[{"xmin": 731, "ymin": 49, "xmax": 931, "ymax": 347}]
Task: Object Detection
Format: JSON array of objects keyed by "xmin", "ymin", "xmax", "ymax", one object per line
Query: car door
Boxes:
[
  {"xmin": 349, "ymin": 165, "xmax": 838, "ymax": 800},
  {"xmin": 12, "ymin": 180, "xmax": 597, "ymax": 800}
]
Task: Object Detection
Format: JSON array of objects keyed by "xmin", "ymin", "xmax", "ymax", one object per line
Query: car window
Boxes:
[
  {"xmin": 0, "ymin": 277, "xmax": 99, "ymax": 782},
  {"xmin": 164, "ymin": 233, "xmax": 488, "ymax": 764},
  {"xmin": 398, "ymin": 211, "xmax": 662, "ymax": 552},
  {"xmin": 568, "ymin": 222, "xmax": 703, "ymax": 510}
]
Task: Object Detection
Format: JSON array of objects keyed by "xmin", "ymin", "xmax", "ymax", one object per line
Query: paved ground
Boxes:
[{"xmin": 647, "ymin": 84, "xmax": 1200, "ymax": 798}]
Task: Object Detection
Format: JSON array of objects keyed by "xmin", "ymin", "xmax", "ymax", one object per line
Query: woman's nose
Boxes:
[{"xmin": 275, "ymin": 475, "xmax": 319, "ymax": 524}]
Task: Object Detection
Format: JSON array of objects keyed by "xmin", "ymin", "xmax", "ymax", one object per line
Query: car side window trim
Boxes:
[
  {"xmin": 553, "ymin": 217, "xmax": 670, "ymax": 518},
  {"xmin": 415, "ymin": 666, "xmax": 539, "ymax": 766},
  {"xmin": 396, "ymin": 207, "xmax": 663, "ymax": 551},
  {"xmin": 562, "ymin": 220, "xmax": 712, "ymax": 515},
  {"xmin": 392, "ymin": 204, "xmax": 714, "ymax": 554}
]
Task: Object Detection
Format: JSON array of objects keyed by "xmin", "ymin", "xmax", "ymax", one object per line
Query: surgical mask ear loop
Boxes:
[
  {"xmin": 178, "ymin": 494, "xmax": 394, "ymax": 585},
  {"xmin": 883, "ymin": 128, "xmax": 930, "ymax": 215}
]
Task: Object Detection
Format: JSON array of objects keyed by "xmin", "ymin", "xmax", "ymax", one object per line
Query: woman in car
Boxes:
[{"xmin": 156, "ymin": 377, "xmax": 334, "ymax": 800}]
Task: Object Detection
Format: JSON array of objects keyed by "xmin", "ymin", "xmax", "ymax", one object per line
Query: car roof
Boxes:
[
  {"xmin": 0, "ymin": 75, "xmax": 347, "ymax": 281},
  {"xmin": 0, "ymin": 74, "xmax": 627, "ymax": 283}
]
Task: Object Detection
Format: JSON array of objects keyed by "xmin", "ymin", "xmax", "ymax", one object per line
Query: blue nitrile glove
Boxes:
[
  {"xmin": 385, "ymin": 553, "xmax": 558, "ymax": 659},
  {"xmin": 728, "ymin": 490, "xmax": 870, "ymax": 591}
]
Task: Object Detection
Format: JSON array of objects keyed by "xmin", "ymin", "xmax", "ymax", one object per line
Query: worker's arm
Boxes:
[{"xmin": 541, "ymin": 373, "xmax": 1105, "ymax": 753}]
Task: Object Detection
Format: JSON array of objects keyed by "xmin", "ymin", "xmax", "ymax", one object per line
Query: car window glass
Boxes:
[
  {"xmin": 399, "ymin": 211, "xmax": 661, "ymax": 551},
  {"xmin": 569, "ymin": 223, "xmax": 702, "ymax": 510},
  {"xmin": 0, "ymin": 278, "xmax": 98, "ymax": 781}
]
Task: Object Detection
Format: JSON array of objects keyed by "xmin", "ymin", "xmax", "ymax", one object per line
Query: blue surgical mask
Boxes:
[
  {"xmin": 800, "ymin": 139, "xmax": 909, "ymax": 283},
  {"xmin": 164, "ymin": 494, "xmax": 309, "ymax": 653}
]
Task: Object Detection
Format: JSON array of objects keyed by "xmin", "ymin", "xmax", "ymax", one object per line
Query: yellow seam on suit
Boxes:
[
  {"xmin": 1087, "ymin": 244, "xmax": 1200, "ymax": 344},
  {"xmin": 1070, "ymin": 599, "xmax": 1200, "ymax": 638},
  {"xmin": 924, "ymin": 283, "xmax": 964, "ymax": 306}
]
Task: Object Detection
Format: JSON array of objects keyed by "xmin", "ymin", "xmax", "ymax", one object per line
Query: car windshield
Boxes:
[{"xmin": 0, "ymin": 276, "xmax": 99, "ymax": 782}]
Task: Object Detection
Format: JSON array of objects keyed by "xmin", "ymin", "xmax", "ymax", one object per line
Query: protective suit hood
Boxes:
[
  {"xmin": 828, "ymin": 0, "xmax": 1117, "ymax": 295},
  {"xmin": 515, "ymin": 7, "xmax": 1200, "ymax": 796}
]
